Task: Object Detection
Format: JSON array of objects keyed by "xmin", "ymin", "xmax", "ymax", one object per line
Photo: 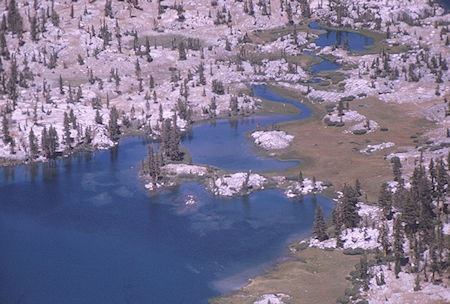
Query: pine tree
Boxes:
[
  {"xmin": 104, "ymin": 0, "xmax": 113, "ymax": 18},
  {"xmin": 360, "ymin": 253, "xmax": 369, "ymax": 290},
  {"xmin": 414, "ymin": 273, "xmax": 421, "ymax": 291},
  {"xmin": 178, "ymin": 41, "xmax": 187, "ymax": 60},
  {"xmin": 398, "ymin": 188, "xmax": 418, "ymax": 236},
  {"xmin": 49, "ymin": 126, "xmax": 59, "ymax": 158},
  {"xmin": 436, "ymin": 159, "xmax": 448, "ymax": 199},
  {"xmin": 144, "ymin": 144, "xmax": 161, "ymax": 183},
  {"xmin": 335, "ymin": 222, "xmax": 343, "ymax": 247},
  {"xmin": 63, "ymin": 112, "xmax": 71, "ymax": 149},
  {"xmin": 391, "ymin": 156, "xmax": 403, "ymax": 183},
  {"xmin": 378, "ymin": 222, "xmax": 390, "ymax": 256},
  {"xmin": 30, "ymin": 15, "xmax": 38, "ymax": 41},
  {"xmin": 430, "ymin": 245, "xmax": 439, "ymax": 282},
  {"xmin": 393, "ymin": 216, "xmax": 404, "ymax": 278},
  {"xmin": 95, "ymin": 110, "xmax": 103, "ymax": 124},
  {"xmin": 7, "ymin": 55, "xmax": 18, "ymax": 106},
  {"xmin": 59, "ymin": 75, "xmax": 64, "ymax": 95},
  {"xmin": 298, "ymin": 171, "xmax": 303, "ymax": 187},
  {"xmin": 169, "ymin": 116, "xmax": 182, "ymax": 160},
  {"xmin": 378, "ymin": 182, "xmax": 393, "ymax": 220},
  {"xmin": 149, "ymin": 75, "xmax": 155, "ymax": 88},
  {"xmin": 7, "ymin": 0, "xmax": 24, "ymax": 35},
  {"xmin": 341, "ymin": 185, "xmax": 360, "ymax": 228},
  {"xmin": 50, "ymin": 4, "xmax": 60, "ymax": 27},
  {"xmin": 29, "ymin": 128, "xmax": 38, "ymax": 160},
  {"xmin": 355, "ymin": 179, "xmax": 361, "ymax": 196},
  {"xmin": 411, "ymin": 166, "xmax": 435, "ymax": 244},
  {"xmin": 135, "ymin": 58, "xmax": 141, "ymax": 78},
  {"xmin": 69, "ymin": 109, "xmax": 77, "ymax": 129},
  {"xmin": 198, "ymin": 62, "xmax": 206, "ymax": 85},
  {"xmin": 2, "ymin": 112, "xmax": 11, "ymax": 144},
  {"xmin": 313, "ymin": 204, "xmax": 328, "ymax": 241},
  {"xmin": 108, "ymin": 106, "xmax": 120, "ymax": 141},
  {"xmin": 41, "ymin": 126, "xmax": 48, "ymax": 157},
  {"xmin": 337, "ymin": 99, "xmax": 344, "ymax": 116},
  {"xmin": 84, "ymin": 126, "xmax": 92, "ymax": 144}
]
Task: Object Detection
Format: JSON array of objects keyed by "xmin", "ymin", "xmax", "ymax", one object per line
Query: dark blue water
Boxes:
[
  {"xmin": 307, "ymin": 22, "xmax": 373, "ymax": 74},
  {"xmin": 183, "ymin": 85, "xmax": 311, "ymax": 171},
  {"xmin": 304, "ymin": 51, "xmax": 341, "ymax": 74},
  {"xmin": 0, "ymin": 86, "xmax": 332, "ymax": 304},
  {"xmin": 439, "ymin": 0, "xmax": 450, "ymax": 12},
  {"xmin": 309, "ymin": 22, "xmax": 374, "ymax": 52}
]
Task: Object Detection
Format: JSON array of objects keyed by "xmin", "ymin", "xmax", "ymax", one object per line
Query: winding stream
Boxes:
[
  {"xmin": 183, "ymin": 85, "xmax": 312, "ymax": 172},
  {"xmin": 0, "ymin": 25, "xmax": 374, "ymax": 304}
]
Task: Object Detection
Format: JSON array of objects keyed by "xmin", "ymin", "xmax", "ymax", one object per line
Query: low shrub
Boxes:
[
  {"xmin": 343, "ymin": 248, "xmax": 365, "ymax": 255},
  {"xmin": 353, "ymin": 129, "xmax": 367, "ymax": 135}
]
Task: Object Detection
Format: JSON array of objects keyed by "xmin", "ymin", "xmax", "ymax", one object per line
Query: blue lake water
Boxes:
[
  {"xmin": 0, "ymin": 86, "xmax": 333, "ymax": 304},
  {"xmin": 309, "ymin": 22, "xmax": 374, "ymax": 52},
  {"xmin": 183, "ymin": 85, "xmax": 312, "ymax": 172},
  {"xmin": 307, "ymin": 22, "xmax": 373, "ymax": 74},
  {"xmin": 304, "ymin": 51, "xmax": 341, "ymax": 74},
  {"xmin": 439, "ymin": 0, "xmax": 450, "ymax": 12}
]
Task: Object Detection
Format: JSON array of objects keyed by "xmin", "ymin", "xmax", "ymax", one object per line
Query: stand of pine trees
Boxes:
[
  {"xmin": 141, "ymin": 144, "xmax": 163, "ymax": 185},
  {"xmin": 160, "ymin": 116, "xmax": 183, "ymax": 161}
]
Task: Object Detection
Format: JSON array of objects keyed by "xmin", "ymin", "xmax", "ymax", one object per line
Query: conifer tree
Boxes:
[
  {"xmin": 198, "ymin": 62, "xmax": 206, "ymax": 85},
  {"xmin": 378, "ymin": 222, "xmax": 390, "ymax": 256},
  {"xmin": 69, "ymin": 109, "xmax": 77, "ymax": 129},
  {"xmin": 108, "ymin": 106, "xmax": 120, "ymax": 141},
  {"xmin": 391, "ymin": 156, "xmax": 403, "ymax": 183},
  {"xmin": 49, "ymin": 126, "xmax": 59, "ymax": 158},
  {"xmin": 393, "ymin": 216, "xmax": 404, "ymax": 278},
  {"xmin": 7, "ymin": 0, "xmax": 23, "ymax": 35},
  {"xmin": 397, "ymin": 186, "xmax": 418, "ymax": 236},
  {"xmin": 378, "ymin": 182, "xmax": 393, "ymax": 220},
  {"xmin": 59, "ymin": 75, "xmax": 64, "ymax": 95},
  {"xmin": 7, "ymin": 55, "xmax": 18, "ymax": 106},
  {"xmin": 430, "ymin": 245, "xmax": 439, "ymax": 282},
  {"xmin": 355, "ymin": 179, "xmax": 361, "ymax": 196},
  {"xmin": 411, "ymin": 166, "xmax": 435, "ymax": 244},
  {"xmin": 30, "ymin": 15, "xmax": 38, "ymax": 41},
  {"xmin": 63, "ymin": 112, "xmax": 71, "ymax": 149},
  {"xmin": 341, "ymin": 185, "xmax": 360, "ymax": 228},
  {"xmin": 313, "ymin": 204, "xmax": 328, "ymax": 241},
  {"xmin": 436, "ymin": 158, "xmax": 448, "ymax": 199},
  {"xmin": 135, "ymin": 58, "xmax": 141, "ymax": 78},
  {"xmin": 360, "ymin": 253, "xmax": 369, "ymax": 290},
  {"xmin": 144, "ymin": 144, "xmax": 161, "ymax": 183},
  {"xmin": 178, "ymin": 41, "xmax": 187, "ymax": 60},
  {"xmin": 95, "ymin": 109, "xmax": 103, "ymax": 124},
  {"xmin": 2, "ymin": 112, "xmax": 11, "ymax": 144},
  {"xmin": 29, "ymin": 128, "xmax": 38, "ymax": 160},
  {"xmin": 298, "ymin": 171, "xmax": 303, "ymax": 187}
]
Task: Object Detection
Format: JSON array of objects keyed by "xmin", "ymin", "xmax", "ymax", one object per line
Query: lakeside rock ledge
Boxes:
[{"xmin": 252, "ymin": 131, "xmax": 294, "ymax": 150}]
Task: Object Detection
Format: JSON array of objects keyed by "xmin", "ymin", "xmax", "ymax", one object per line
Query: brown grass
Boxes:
[
  {"xmin": 260, "ymin": 86, "xmax": 435, "ymax": 201},
  {"xmin": 210, "ymin": 247, "xmax": 361, "ymax": 304}
]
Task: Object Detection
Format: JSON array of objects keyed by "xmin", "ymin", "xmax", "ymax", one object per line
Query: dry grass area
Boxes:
[
  {"xmin": 263, "ymin": 86, "xmax": 436, "ymax": 201},
  {"xmin": 250, "ymin": 23, "xmax": 320, "ymax": 44},
  {"xmin": 210, "ymin": 247, "xmax": 361, "ymax": 304}
]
